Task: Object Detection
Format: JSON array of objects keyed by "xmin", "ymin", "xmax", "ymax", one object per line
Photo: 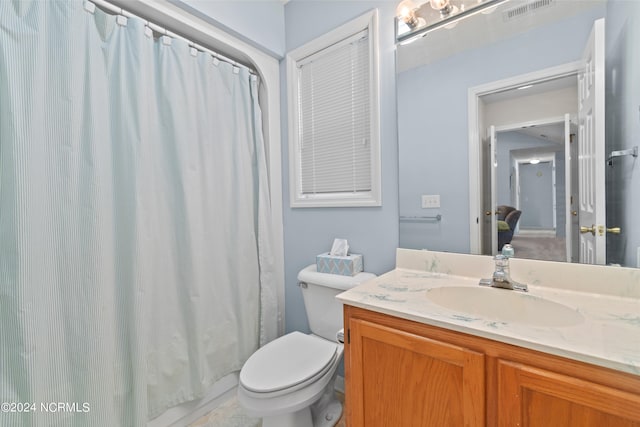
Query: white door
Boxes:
[
  {"xmin": 481, "ymin": 133, "xmax": 492, "ymax": 256},
  {"xmin": 481, "ymin": 127, "xmax": 498, "ymax": 255},
  {"xmin": 570, "ymin": 123, "xmax": 580, "ymax": 263},
  {"xmin": 490, "ymin": 125, "xmax": 498, "ymax": 255},
  {"xmin": 577, "ymin": 18, "xmax": 606, "ymax": 265},
  {"xmin": 564, "ymin": 113, "xmax": 572, "ymax": 262}
]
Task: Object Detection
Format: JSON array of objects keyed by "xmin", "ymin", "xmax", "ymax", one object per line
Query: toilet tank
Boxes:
[{"xmin": 297, "ymin": 265, "xmax": 376, "ymax": 341}]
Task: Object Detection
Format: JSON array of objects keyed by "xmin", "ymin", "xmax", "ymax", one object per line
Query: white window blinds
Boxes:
[{"xmin": 297, "ymin": 30, "xmax": 371, "ymax": 195}]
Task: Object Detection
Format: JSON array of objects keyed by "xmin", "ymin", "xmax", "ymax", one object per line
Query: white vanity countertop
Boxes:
[{"xmin": 337, "ymin": 250, "xmax": 640, "ymax": 376}]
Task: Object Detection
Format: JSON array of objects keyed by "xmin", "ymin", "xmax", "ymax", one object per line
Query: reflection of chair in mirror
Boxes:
[{"xmin": 497, "ymin": 205, "xmax": 522, "ymax": 251}]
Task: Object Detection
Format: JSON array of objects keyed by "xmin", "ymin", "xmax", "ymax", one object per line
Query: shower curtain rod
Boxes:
[{"xmin": 89, "ymin": 0, "xmax": 256, "ymax": 75}]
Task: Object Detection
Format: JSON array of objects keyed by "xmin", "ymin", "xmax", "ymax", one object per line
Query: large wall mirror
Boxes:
[{"xmin": 397, "ymin": 0, "xmax": 640, "ymax": 267}]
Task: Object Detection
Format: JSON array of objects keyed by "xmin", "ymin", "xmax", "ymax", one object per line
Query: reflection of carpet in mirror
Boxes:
[{"xmin": 510, "ymin": 235, "xmax": 565, "ymax": 262}]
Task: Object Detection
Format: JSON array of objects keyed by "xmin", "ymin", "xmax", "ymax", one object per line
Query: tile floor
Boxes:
[
  {"xmin": 188, "ymin": 395, "xmax": 259, "ymax": 427},
  {"xmin": 189, "ymin": 392, "xmax": 346, "ymax": 427}
]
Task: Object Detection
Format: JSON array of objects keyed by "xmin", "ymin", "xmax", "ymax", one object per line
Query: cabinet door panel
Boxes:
[
  {"xmin": 497, "ymin": 360, "xmax": 640, "ymax": 427},
  {"xmin": 348, "ymin": 319, "xmax": 485, "ymax": 427}
]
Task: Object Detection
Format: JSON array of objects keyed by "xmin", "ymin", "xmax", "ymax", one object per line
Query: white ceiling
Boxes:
[
  {"xmin": 514, "ymin": 122, "xmax": 565, "ymax": 144},
  {"xmin": 482, "ymin": 74, "xmax": 577, "ymax": 104},
  {"xmin": 487, "ymin": 73, "xmax": 577, "ymax": 144}
]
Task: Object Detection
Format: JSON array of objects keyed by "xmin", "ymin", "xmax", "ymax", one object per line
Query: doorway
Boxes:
[
  {"xmin": 485, "ymin": 119, "xmax": 570, "ymax": 262},
  {"xmin": 512, "ymin": 155, "xmax": 568, "ymax": 262},
  {"xmin": 468, "ymin": 63, "xmax": 580, "ymax": 257}
]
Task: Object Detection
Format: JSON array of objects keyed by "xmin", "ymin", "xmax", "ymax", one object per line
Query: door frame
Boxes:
[
  {"xmin": 486, "ymin": 120, "xmax": 561, "ymax": 255},
  {"xmin": 468, "ymin": 61, "xmax": 581, "ymax": 255}
]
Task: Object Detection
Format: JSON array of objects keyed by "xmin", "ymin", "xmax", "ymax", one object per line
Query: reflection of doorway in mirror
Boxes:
[
  {"xmin": 468, "ymin": 65, "xmax": 582, "ymax": 259},
  {"xmin": 468, "ymin": 18, "xmax": 607, "ymax": 265},
  {"xmin": 512, "ymin": 159, "xmax": 567, "ymax": 263},
  {"xmin": 494, "ymin": 127, "xmax": 567, "ymax": 262}
]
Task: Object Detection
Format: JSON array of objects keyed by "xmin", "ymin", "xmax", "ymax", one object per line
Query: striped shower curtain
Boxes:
[{"xmin": 0, "ymin": 1, "xmax": 277, "ymax": 425}]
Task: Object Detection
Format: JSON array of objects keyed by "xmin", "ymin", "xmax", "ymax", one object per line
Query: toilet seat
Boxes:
[{"xmin": 240, "ymin": 331, "xmax": 338, "ymax": 397}]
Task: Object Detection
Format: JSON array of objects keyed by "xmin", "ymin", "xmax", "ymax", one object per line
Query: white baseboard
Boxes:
[{"xmin": 517, "ymin": 228, "xmax": 556, "ymax": 236}]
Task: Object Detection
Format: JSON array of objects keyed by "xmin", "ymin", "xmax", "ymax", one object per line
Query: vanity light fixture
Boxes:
[{"xmin": 396, "ymin": 0, "xmax": 510, "ymax": 43}]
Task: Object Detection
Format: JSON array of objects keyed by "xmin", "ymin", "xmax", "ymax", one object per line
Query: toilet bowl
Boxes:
[
  {"xmin": 237, "ymin": 332, "xmax": 343, "ymax": 427},
  {"xmin": 237, "ymin": 265, "xmax": 376, "ymax": 427}
]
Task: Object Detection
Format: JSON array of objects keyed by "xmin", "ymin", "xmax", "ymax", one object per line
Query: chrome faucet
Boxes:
[{"xmin": 479, "ymin": 254, "xmax": 528, "ymax": 292}]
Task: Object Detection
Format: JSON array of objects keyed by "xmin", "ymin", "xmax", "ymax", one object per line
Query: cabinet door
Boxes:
[
  {"xmin": 347, "ymin": 318, "xmax": 485, "ymax": 427},
  {"xmin": 497, "ymin": 360, "xmax": 640, "ymax": 427}
]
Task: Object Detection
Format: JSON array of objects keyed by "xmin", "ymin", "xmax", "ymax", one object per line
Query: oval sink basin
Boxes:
[{"xmin": 426, "ymin": 286, "xmax": 584, "ymax": 327}]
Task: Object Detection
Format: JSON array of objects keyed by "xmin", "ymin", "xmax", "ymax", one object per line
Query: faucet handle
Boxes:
[{"xmin": 494, "ymin": 254, "xmax": 508, "ymax": 267}]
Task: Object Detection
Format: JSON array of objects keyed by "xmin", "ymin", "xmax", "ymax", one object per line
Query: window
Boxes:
[{"xmin": 287, "ymin": 10, "xmax": 380, "ymax": 207}]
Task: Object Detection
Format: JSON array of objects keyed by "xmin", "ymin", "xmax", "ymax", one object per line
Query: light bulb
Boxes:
[
  {"xmin": 397, "ymin": 0, "xmax": 416, "ymax": 18},
  {"xmin": 430, "ymin": 0, "xmax": 454, "ymax": 18},
  {"xmin": 396, "ymin": 0, "xmax": 420, "ymax": 29}
]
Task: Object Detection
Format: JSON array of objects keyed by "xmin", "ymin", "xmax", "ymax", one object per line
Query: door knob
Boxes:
[
  {"xmin": 571, "ymin": 210, "xmax": 577, "ymax": 216},
  {"xmin": 580, "ymin": 225, "xmax": 596, "ymax": 235},
  {"xmin": 485, "ymin": 211, "xmax": 498, "ymax": 216},
  {"xmin": 606, "ymin": 227, "xmax": 621, "ymax": 234}
]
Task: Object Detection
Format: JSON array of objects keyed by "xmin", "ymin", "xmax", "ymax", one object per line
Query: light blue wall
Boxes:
[
  {"xmin": 519, "ymin": 162, "xmax": 554, "ymax": 229},
  {"xmin": 605, "ymin": 0, "xmax": 640, "ymax": 267},
  {"xmin": 397, "ymin": 5, "xmax": 606, "ymax": 254},
  {"xmin": 283, "ymin": 1, "xmax": 399, "ymax": 334},
  {"xmin": 180, "ymin": 0, "xmax": 286, "ymax": 57}
]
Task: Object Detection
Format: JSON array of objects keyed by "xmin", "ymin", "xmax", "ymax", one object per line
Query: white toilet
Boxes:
[{"xmin": 237, "ymin": 264, "xmax": 375, "ymax": 427}]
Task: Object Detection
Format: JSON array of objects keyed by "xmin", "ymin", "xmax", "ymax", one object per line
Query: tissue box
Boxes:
[{"xmin": 316, "ymin": 253, "xmax": 363, "ymax": 276}]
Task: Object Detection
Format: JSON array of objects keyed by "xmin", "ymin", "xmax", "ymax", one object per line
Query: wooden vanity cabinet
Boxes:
[
  {"xmin": 497, "ymin": 360, "xmax": 640, "ymax": 427},
  {"xmin": 346, "ymin": 311, "xmax": 485, "ymax": 427},
  {"xmin": 344, "ymin": 305, "xmax": 640, "ymax": 427}
]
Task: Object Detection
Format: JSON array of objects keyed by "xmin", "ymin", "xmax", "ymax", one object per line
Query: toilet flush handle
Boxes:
[{"xmin": 298, "ymin": 281, "xmax": 308, "ymax": 289}]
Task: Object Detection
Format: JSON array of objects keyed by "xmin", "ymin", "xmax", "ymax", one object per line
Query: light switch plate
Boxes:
[{"xmin": 421, "ymin": 195, "xmax": 440, "ymax": 208}]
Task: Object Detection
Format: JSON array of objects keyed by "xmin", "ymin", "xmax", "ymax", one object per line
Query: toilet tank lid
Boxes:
[{"xmin": 297, "ymin": 264, "xmax": 376, "ymax": 291}]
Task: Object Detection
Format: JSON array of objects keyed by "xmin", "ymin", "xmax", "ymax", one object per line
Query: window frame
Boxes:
[{"xmin": 286, "ymin": 10, "xmax": 381, "ymax": 208}]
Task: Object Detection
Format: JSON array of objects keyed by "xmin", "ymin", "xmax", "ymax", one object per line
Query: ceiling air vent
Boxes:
[{"xmin": 503, "ymin": 0, "xmax": 555, "ymax": 21}]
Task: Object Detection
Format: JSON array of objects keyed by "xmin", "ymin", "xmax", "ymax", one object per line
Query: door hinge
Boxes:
[{"xmin": 347, "ymin": 328, "xmax": 350, "ymax": 344}]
